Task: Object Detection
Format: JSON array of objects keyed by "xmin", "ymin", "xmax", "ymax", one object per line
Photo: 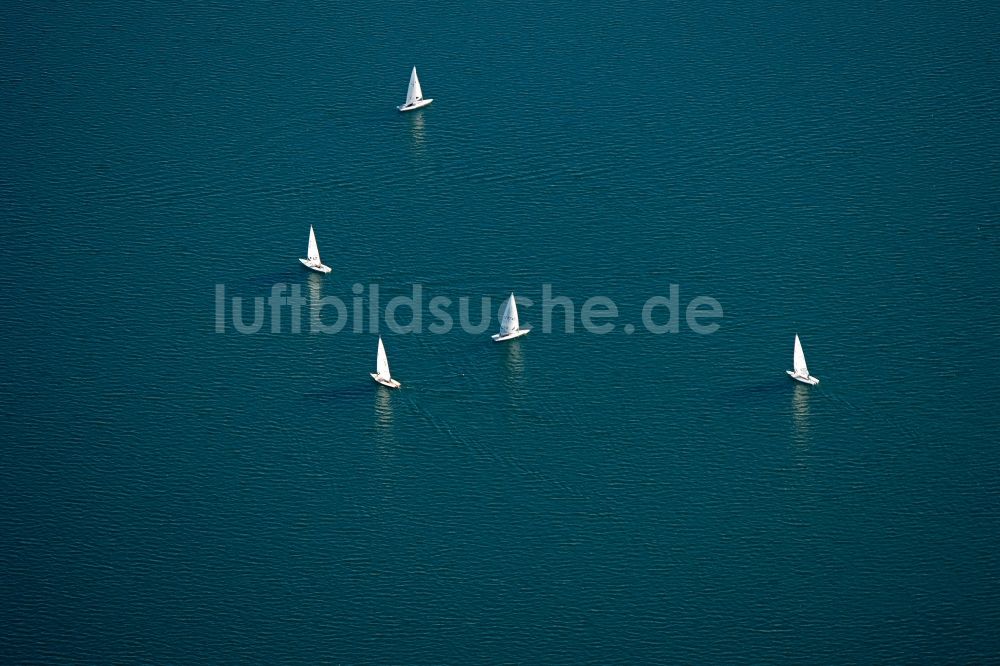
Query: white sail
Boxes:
[
  {"xmin": 299, "ymin": 224, "xmax": 331, "ymax": 273},
  {"xmin": 406, "ymin": 67, "xmax": 423, "ymax": 106},
  {"xmin": 376, "ymin": 337, "xmax": 391, "ymax": 380},
  {"xmin": 793, "ymin": 334, "xmax": 809, "ymax": 376},
  {"xmin": 398, "ymin": 66, "xmax": 432, "ymax": 112},
  {"xmin": 500, "ymin": 293, "xmax": 520, "ymax": 336},
  {"xmin": 307, "ymin": 225, "xmax": 321, "ymax": 264}
]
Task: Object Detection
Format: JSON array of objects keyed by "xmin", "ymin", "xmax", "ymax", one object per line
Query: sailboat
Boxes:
[
  {"xmin": 397, "ymin": 66, "xmax": 433, "ymax": 112},
  {"xmin": 786, "ymin": 334, "xmax": 820, "ymax": 385},
  {"xmin": 492, "ymin": 292, "xmax": 530, "ymax": 342},
  {"xmin": 370, "ymin": 336, "xmax": 401, "ymax": 388},
  {"xmin": 298, "ymin": 225, "xmax": 332, "ymax": 274}
]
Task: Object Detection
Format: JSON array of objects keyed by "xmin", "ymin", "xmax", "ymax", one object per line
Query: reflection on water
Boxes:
[
  {"xmin": 500, "ymin": 339, "xmax": 526, "ymax": 406},
  {"xmin": 791, "ymin": 383, "xmax": 811, "ymax": 448},
  {"xmin": 408, "ymin": 112, "xmax": 425, "ymax": 151},
  {"xmin": 504, "ymin": 339, "xmax": 525, "ymax": 379},
  {"xmin": 374, "ymin": 386, "xmax": 395, "ymax": 453},
  {"xmin": 307, "ymin": 271, "xmax": 324, "ymax": 303}
]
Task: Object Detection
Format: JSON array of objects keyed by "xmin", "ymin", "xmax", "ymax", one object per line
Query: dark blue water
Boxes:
[{"xmin": 3, "ymin": 1, "xmax": 999, "ymax": 662}]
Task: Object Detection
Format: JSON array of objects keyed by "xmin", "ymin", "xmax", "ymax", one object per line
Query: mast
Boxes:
[
  {"xmin": 407, "ymin": 67, "xmax": 423, "ymax": 104},
  {"xmin": 307, "ymin": 225, "xmax": 320, "ymax": 263},
  {"xmin": 501, "ymin": 293, "xmax": 519, "ymax": 335},
  {"xmin": 376, "ymin": 337, "xmax": 391, "ymax": 379},
  {"xmin": 793, "ymin": 335, "xmax": 808, "ymax": 376}
]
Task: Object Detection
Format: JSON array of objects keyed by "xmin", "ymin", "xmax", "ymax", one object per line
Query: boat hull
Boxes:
[
  {"xmin": 371, "ymin": 373, "xmax": 401, "ymax": 389},
  {"xmin": 299, "ymin": 258, "xmax": 332, "ymax": 274},
  {"xmin": 491, "ymin": 328, "xmax": 530, "ymax": 342},
  {"xmin": 398, "ymin": 98, "xmax": 433, "ymax": 112},
  {"xmin": 786, "ymin": 370, "xmax": 819, "ymax": 385}
]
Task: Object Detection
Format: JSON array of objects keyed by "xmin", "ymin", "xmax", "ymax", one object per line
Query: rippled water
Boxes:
[{"xmin": 2, "ymin": 1, "xmax": 999, "ymax": 662}]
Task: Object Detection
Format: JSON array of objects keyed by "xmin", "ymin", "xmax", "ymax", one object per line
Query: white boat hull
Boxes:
[
  {"xmin": 492, "ymin": 328, "xmax": 530, "ymax": 342},
  {"xmin": 787, "ymin": 370, "xmax": 819, "ymax": 385},
  {"xmin": 299, "ymin": 258, "xmax": 332, "ymax": 274},
  {"xmin": 398, "ymin": 98, "xmax": 433, "ymax": 112},
  {"xmin": 371, "ymin": 373, "xmax": 401, "ymax": 389}
]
